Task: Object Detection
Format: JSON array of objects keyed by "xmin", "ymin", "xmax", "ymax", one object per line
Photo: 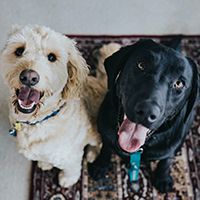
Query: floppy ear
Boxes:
[
  {"xmin": 62, "ymin": 39, "xmax": 89, "ymax": 98},
  {"xmin": 161, "ymin": 35, "xmax": 182, "ymax": 52},
  {"xmin": 184, "ymin": 57, "xmax": 200, "ymax": 122},
  {"xmin": 104, "ymin": 44, "xmax": 135, "ymax": 90}
]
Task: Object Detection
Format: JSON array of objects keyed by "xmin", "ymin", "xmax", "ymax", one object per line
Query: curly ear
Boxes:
[
  {"xmin": 184, "ymin": 57, "xmax": 200, "ymax": 122},
  {"xmin": 104, "ymin": 44, "xmax": 135, "ymax": 90},
  {"xmin": 62, "ymin": 38, "xmax": 89, "ymax": 98}
]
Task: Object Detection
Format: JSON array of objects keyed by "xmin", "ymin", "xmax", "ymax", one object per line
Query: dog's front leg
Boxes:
[
  {"xmin": 59, "ymin": 157, "xmax": 82, "ymax": 188},
  {"xmin": 153, "ymin": 158, "xmax": 174, "ymax": 193},
  {"xmin": 88, "ymin": 140, "xmax": 112, "ymax": 180}
]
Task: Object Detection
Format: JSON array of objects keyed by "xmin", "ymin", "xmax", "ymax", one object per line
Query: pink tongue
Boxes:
[
  {"xmin": 118, "ymin": 118, "xmax": 149, "ymax": 153},
  {"xmin": 18, "ymin": 86, "xmax": 40, "ymax": 105}
]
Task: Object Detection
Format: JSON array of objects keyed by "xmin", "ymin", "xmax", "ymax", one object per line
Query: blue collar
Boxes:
[{"xmin": 9, "ymin": 102, "xmax": 66, "ymax": 137}]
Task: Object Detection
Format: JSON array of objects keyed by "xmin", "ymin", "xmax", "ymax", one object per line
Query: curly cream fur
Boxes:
[{"xmin": 0, "ymin": 25, "xmax": 120, "ymax": 187}]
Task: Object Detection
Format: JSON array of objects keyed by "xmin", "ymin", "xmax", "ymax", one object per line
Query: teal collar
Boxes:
[{"xmin": 128, "ymin": 148, "xmax": 143, "ymax": 182}]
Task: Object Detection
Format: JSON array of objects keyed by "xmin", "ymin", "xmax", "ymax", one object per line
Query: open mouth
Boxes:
[
  {"xmin": 118, "ymin": 115, "xmax": 151, "ymax": 153},
  {"xmin": 15, "ymin": 86, "xmax": 43, "ymax": 114}
]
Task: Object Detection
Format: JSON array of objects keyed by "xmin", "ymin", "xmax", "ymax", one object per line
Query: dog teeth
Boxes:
[{"xmin": 18, "ymin": 99, "xmax": 35, "ymax": 110}]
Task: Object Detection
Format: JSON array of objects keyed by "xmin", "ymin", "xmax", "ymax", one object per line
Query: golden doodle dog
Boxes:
[{"xmin": 0, "ymin": 25, "xmax": 120, "ymax": 187}]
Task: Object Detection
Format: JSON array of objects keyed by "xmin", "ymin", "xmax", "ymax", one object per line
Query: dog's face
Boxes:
[
  {"xmin": 1, "ymin": 25, "xmax": 88, "ymax": 119},
  {"xmin": 105, "ymin": 39, "xmax": 199, "ymax": 153}
]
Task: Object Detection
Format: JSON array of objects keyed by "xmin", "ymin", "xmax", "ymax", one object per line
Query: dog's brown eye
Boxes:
[
  {"xmin": 137, "ymin": 62, "xmax": 145, "ymax": 71},
  {"xmin": 15, "ymin": 47, "xmax": 25, "ymax": 57},
  {"xmin": 173, "ymin": 80, "xmax": 184, "ymax": 89},
  {"xmin": 48, "ymin": 53, "xmax": 57, "ymax": 62}
]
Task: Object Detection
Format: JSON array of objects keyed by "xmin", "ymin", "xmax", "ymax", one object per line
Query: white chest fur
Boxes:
[{"xmin": 15, "ymin": 102, "xmax": 91, "ymax": 168}]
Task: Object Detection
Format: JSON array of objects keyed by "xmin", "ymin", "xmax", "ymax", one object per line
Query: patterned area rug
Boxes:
[{"xmin": 30, "ymin": 35, "xmax": 200, "ymax": 200}]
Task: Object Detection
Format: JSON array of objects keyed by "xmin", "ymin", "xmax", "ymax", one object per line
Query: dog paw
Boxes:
[
  {"xmin": 58, "ymin": 171, "xmax": 79, "ymax": 188},
  {"xmin": 88, "ymin": 161, "xmax": 109, "ymax": 180},
  {"xmin": 37, "ymin": 161, "xmax": 53, "ymax": 171},
  {"xmin": 153, "ymin": 175, "xmax": 174, "ymax": 193}
]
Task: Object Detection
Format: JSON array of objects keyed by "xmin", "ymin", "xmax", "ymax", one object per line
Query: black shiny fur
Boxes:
[{"xmin": 89, "ymin": 39, "xmax": 200, "ymax": 193}]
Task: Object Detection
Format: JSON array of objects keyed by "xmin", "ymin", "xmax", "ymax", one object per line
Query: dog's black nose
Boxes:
[
  {"xmin": 19, "ymin": 69, "xmax": 40, "ymax": 86},
  {"xmin": 135, "ymin": 101, "xmax": 161, "ymax": 124}
]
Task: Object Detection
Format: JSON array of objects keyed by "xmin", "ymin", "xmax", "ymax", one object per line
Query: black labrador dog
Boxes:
[{"xmin": 89, "ymin": 39, "xmax": 200, "ymax": 193}]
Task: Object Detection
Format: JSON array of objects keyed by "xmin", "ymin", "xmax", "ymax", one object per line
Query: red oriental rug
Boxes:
[{"xmin": 30, "ymin": 35, "xmax": 200, "ymax": 200}]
